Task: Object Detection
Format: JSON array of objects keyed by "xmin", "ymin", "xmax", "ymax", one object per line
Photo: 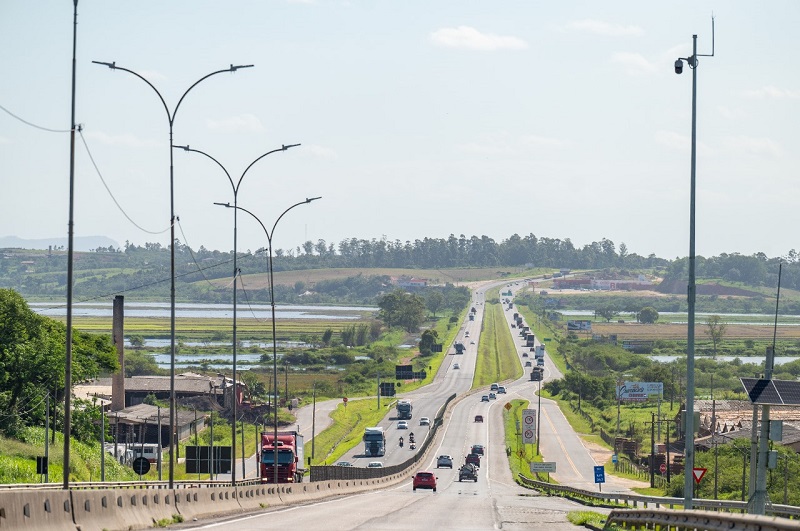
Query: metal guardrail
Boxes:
[
  {"xmin": 517, "ymin": 474, "xmax": 800, "ymax": 520},
  {"xmin": 605, "ymin": 508, "xmax": 800, "ymax": 531}
]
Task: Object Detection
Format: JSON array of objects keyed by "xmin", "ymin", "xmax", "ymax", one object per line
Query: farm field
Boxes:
[{"xmin": 592, "ymin": 322, "xmax": 800, "ymax": 340}]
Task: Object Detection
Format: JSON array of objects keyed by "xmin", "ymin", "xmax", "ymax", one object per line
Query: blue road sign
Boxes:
[
  {"xmin": 611, "ymin": 454, "xmax": 618, "ymax": 464},
  {"xmin": 594, "ymin": 465, "xmax": 605, "ymax": 484}
]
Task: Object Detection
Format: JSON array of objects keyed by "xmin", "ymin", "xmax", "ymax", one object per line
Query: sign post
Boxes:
[
  {"xmin": 522, "ymin": 409, "xmax": 536, "ymax": 445},
  {"xmin": 594, "ymin": 465, "xmax": 605, "ymax": 492},
  {"xmin": 343, "ymin": 397, "xmax": 348, "ymax": 408}
]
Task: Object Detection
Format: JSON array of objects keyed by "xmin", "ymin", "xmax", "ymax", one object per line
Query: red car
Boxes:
[
  {"xmin": 466, "ymin": 453, "xmax": 481, "ymax": 468},
  {"xmin": 413, "ymin": 471, "xmax": 437, "ymax": 492}
]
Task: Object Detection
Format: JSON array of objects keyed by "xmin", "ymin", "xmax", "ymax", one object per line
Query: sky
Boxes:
[{"xmin": 1, "ymin": 1, "xmax": 799, "ymax": 261}]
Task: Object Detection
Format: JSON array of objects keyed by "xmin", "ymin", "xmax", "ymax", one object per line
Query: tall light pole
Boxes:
[
  {"xmin": 674, "ymin": 22, "xmax": 714, "ymax": 509},
  {"xmin": 93, "ymin": 60, "xmax": 253, "ymax": 488},
  {"xmin": 175, "ymin": 143, "xmax": 300, "ymax": 485},
  {"xmin": 216, "ymin": 197, "xmax": 321, "ymax": 484},
  {"xmin": 63, "ymin": 0, "xmax": 79, "ymax": 490}
]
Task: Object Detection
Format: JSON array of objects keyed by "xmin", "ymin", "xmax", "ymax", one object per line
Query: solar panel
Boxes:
[{"xmin": 740, "ymin": 378, "xmax": 800, "ymax": 406}]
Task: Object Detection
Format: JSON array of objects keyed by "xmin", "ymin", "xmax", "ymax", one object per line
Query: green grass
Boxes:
[
  {"xmin": 474, "ymin": 299, "xmax": 522, "ymax": 388},
  {"xmin": 567, "ymin": 510, "xmax": 610, "ymax": 528}
]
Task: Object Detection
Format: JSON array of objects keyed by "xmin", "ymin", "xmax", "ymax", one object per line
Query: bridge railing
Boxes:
[{"xmin": 605, "ymin": 508, "xmax": 800, "ymax": 531}]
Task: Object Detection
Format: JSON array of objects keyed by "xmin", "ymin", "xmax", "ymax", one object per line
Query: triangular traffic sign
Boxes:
[{"xmin": 692, "ymin": 467, "xmax": 707, "ymax": 484}]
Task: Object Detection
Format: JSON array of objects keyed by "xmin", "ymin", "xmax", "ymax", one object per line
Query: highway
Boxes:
[{"xmin": 178, "ymin": 279, "xmax": 639, "ymax": 529}]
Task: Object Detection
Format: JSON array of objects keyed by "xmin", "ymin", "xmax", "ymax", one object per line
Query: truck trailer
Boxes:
[{"xmin": 261, "ymin": 431, "xmax": 305, "ymax": 483}]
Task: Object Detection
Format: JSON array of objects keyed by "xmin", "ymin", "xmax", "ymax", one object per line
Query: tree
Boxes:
[
  {"xmin": 705, "ymin": 315, "xmax": 727, "ymax": 358},
  {"xmin": 321, "ymin": 328, "xmax": 334, "ymax": 347},
  {"xmin": 419, "ymin": 329, "xmax": 439, "ymax": 356},
  {"xmin": 639, "ymin": 307, "xmax": 659, "ymax": 324},
  {"xmin": 425, "ymin": 291, "xmax": 445, "ymax": 318},
  {"xmin": 377, "ymin": 290, "xmax": 426, "ymax": 332},
  {"xmin": 596, "ymin": 307, "xmax": 620, "ymax": 322}
]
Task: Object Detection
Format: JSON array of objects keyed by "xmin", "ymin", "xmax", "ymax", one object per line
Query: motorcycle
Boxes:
[
  {"xmin": 409, "ymin": 442, "xmax": 416, "ymax": 450},
  {"xmin": 399, "ymin": 437, "xmax": 404, "ymax": 448}
]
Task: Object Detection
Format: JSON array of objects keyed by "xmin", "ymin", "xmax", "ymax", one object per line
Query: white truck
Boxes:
[{"xmin": 363, "ymin": 427, "xmax": 386, "ymax": 457}]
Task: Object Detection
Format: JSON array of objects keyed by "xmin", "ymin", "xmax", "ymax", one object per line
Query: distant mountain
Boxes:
[{"xmin": 0, "ymin": 235, "xmax": 119, "ymax": 252}]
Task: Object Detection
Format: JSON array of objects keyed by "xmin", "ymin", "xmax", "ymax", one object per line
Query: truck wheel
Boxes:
[
  {"xmin": 433, "ymin": 488, "xmax": 436, "ymax": 492},
  {"xmin": 413, "ymin": 487, "xmax": 416, "ymax": 492}
]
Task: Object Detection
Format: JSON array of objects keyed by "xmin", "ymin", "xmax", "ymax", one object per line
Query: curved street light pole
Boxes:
[
  {"xmin": 92, "ymin": 60, "xmax": 253, "ymax": 488},
  {"xmin": 175, "ymin": 143, "xmax": 300, "ymax": 485},
  {"xmin": 215, "ymin": 198, "xmax": 321, "ymax": 484}
]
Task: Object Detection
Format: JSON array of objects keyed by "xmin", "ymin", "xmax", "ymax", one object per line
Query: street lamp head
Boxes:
[
  {"xmin": 230, "ymin": 64, "xmax": 255, "ymax": 72},
  {"xmin": 214, "ymin": 201, "xmax": 232, "ymax": 208},
  {"xmin": 173, "ymin": 145, "xmax": 190, "ymax": 151},
  {"xmin": 674, "ymin": 59, "xmax": 684, "ymax": 75},
  {"xmin": 282, "ymin": 143, "xmax": 301, "ymax": 151},
  {"xmin": 306, "ymin": 196, "xmax": 322, "ymax": 204},
  {"xmin": 92, "ymin": 60, "xmax": 117, "ymax": 69}
]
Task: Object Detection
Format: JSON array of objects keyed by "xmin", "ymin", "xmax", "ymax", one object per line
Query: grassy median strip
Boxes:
[{"xmin": 474, "ymin": 299, "xmax": 522, "ymax": 388}]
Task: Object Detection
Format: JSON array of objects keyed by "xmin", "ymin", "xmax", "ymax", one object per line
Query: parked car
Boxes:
[
  {"xmin": 481, "ymin": 395, "xmax": 490, "ymax": 402},
  {"xmin": 436, "ymin": 455, "xmax": 453, "ymax": 468},
  {"xmin": 419, "ymin": 417, "xmax": 431, "ymax": 426},
  {"xmin": 474, "ymin": 415, "xmax": 484, "ymax": 423},
  {"xmin": 471, "ymin": 444, "xmax": 484, "ymax": 456},
  {"xmin": 465, "ymin": 453, "xmax": 481, "ymax": 468},
  {"xmin": 459, "ymin": 463, "xmax": 478, "ymax": 482},
  {"xmin": 397, "ymin": 420, "xmax": 408, "ymax": 429},
  {"xmin": 413, "ymin": 471, "xmax": 437, "ymax": 492},
  {"xmin": 367, "ymin": 461, "xmax": 383, "ymax": 468},
  {"xmin": 497, "ymin": 386, "xmax": 506, "ymax": 394}
]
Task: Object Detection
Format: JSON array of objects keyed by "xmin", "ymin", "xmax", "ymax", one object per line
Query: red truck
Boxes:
[{"xmin": 261, "ymin": 431, "xmax": 306, "ymax": 483}]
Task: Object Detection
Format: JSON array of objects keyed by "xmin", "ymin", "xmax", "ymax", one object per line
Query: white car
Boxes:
[
  {"xmin": 419, "ymin": 417, "xmax": 431, "ymax": 426},
  {"xmin": 453, "ymin": 363, "xmax": 460, "ymax": 370},
  {"xmin": 367, "ymin": 461, "xmax": 384, "ymax": 468},
  {"xmin": 397, "ymin": 420, "xmax": 409, "ymax": 429}
]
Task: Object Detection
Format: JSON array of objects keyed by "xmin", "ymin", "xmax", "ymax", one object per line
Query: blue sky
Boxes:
[{"xmin": 1, "ymin": 1, "xmax": 799, "ymax": 260}]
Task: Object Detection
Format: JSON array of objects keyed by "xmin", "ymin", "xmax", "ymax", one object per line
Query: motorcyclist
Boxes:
[
  {"xmin": 409, "ymin": 432, "xmax": 415, "ymax": 443},
  {"xmin": 399, "ymin": 436, "xmax": 404, "ymax": 447}
]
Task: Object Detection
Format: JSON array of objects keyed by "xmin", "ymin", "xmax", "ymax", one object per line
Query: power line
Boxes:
[{"xmin": 0, "ymin": 103, "xmax": 70, "ymax": 133}]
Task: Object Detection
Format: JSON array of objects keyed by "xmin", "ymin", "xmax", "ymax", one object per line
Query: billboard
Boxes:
[
  {"xmin": 616, "ymin": 381, "xmax": 664, "ymax": 402},
  {"xmin": 567, "ymin": 320, "xmax": 592, "ymax": 331}
]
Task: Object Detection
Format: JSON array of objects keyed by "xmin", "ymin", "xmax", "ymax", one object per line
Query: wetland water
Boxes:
[{"xmin": 30, "ymin": 302, "xmax": 377, "ymax": 370}]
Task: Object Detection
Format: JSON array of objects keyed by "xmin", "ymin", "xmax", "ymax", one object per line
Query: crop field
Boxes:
[
  {"xmin": 209, "ymin": 266, "xmax": 542, "ymax": 289},
  {"xmin": 63, "ymin": 315, "xmax": 361, "ymax": 340},
  {"xmin": 591, "ymin": 322, "xmax": 800, "ymax": 340}
]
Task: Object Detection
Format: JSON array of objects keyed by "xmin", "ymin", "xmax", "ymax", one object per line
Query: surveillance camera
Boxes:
[{"xmin": 674, "ymin": 59, "xmax": 683, "ymax": 75}]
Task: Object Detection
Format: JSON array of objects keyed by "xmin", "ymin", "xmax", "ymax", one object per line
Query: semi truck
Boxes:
[
  {"xmin": 454, "ymin": 342, "xmax": 465, "ymax": 354},
  {"xmin": 530, "ymin": 367, "xmax": 544, "ymax": 381},
  {"xmin": 363, "ymin": 427, "xmax": 386, "ymax": 457},
  {"xmin": 261, "ymin": 431, "xmax": 305, "ymax": 483},
  {"xmin": 525, "ymin": 333, "xmax": 535, "ymax": 347},
  {"xmin": 396, "ymin": 399, "xmax": 413, "ymax": 420}
]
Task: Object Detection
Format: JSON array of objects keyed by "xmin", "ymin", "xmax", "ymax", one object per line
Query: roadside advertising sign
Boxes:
[{"xmin": 616, "ymin": 382, "xmax": 664, "ymax": 402}]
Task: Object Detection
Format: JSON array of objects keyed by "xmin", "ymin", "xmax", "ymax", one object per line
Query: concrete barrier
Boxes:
[
  {"xmin": 175, "ymin": 486, "xmax": 242, "ymax": 522},
  {"xmin": 0, "ymin": 489, "xmax": 76, "ymax": 531},
  {"xmin": 72, "ymin": 488, "xmax": 178, "ymax": 531},
  {"xmin": 236, "ymin": 485, "xmax": 283, "ymax": 512}
]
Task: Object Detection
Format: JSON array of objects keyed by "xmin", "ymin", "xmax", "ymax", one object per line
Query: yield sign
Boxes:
[{"xmin": 692, "ymin": 467, "xmax": 707, "ymax": 484}]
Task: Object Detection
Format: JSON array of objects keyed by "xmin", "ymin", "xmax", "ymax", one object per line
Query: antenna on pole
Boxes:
[{"xmin": 699, "ymin": 15, "xmax": 716, "ymax": 58}]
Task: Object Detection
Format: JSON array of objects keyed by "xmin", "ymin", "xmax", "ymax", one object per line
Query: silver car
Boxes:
[{"xmin": 436, "ymin": 455, "xmax": 453, "ymax": 468}]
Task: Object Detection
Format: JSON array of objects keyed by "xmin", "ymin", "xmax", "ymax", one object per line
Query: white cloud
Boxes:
[
  {"xmin": 303, "ymin": 144, "xmax": 338, "ymax": 159},
  {"xmin": 723, "ymin": 136, "xmax": 782, "ymax": 157},
  {"xmin": 0, "ymin": 136, "xmax": 10, "ymax": 144},
  {"xmin": 611, "ymin": 52, "xmax": 656, "ymax": 75},
  {"xmin": 205, "ymin": 113, "xmax": 265, "ymax": 133},
  {"xmin": 716, "ymin": 106, "xmax": 746, "ymax": 120},
  {"xmin": 138, "ymin": 70, "xmax": 167, "ymax": 83},
  {"xmin": 84, "ymin": 130, "xmax": 161, "ymax": 148},
  {"xmin": 430, "ymin": 26, "xmax": 527, "ymax": 51},
  {"xmin": 564, "ymin": 19, "xmax": 644, "ymax": 37},
  {"xmin": 742, "ymin": 86, "xmax": 800, "ymax": 100},
  {"xmin": 655, "ymin": 130, "xmax": 689, "ymax": 151},
  {"xmin": 458, "ymin": 132, "xmax": 562, "ymax": 154}
]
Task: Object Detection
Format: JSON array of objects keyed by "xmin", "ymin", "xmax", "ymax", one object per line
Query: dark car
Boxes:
[
  {"xmin": 465, "ymin": 453, "xmax": 481, "ymax": 468},
  {"xmin": 474, "ymin": 415, "xmax": 484, "ymax": 423},
  {"xmin": 413, "ymin": 471, "xmax": 437, "ymax": 492},
  {"xmin": 470, "ymin": 444, "xmax": 484, "ymax": 456},
  {"xmin": 458, "ymin": 463, "xmax": 478, "ymax": 482}
]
